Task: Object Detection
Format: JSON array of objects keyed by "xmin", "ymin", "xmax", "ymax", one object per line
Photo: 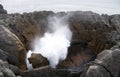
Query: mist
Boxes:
[{"xmin": 26, "ymin": 15, "xmax": 72, "ymax": 68}]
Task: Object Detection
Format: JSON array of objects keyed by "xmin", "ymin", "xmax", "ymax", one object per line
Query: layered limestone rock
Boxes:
[
  {"xmin": 0, "ymin": 4, "xmax": 120, "ymax": 77},
  {"xmin": 80, "ymin": 43, "xmax": 120, "ymax": 77},
  {"xmin": 4, "ymin": 11, "xmax": 54, "ymax": 50},
  {"xmin": 19, "ymin": 44, "xmax": 120, "ymax": 77},
  {"xmin": 0, "ymin": 24, "xmax": 26, "ymax": 70},
  {"xmin": 57, "ymin": 44, "xmax": 95, "ymax": 70},
  {"xmin": 69, "ymin": 11, "xmax": 117, "ymax": 54}
]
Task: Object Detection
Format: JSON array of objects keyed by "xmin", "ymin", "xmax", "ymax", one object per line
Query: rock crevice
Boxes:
[{"xmin": 0, "ymin": 4, "xmax": 120, "ymax": 77}]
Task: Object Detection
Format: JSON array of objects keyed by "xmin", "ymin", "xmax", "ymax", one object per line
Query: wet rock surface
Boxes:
[
  {"xmin": 28, "ymin": 53, "xmax": 49, "ymax": 68},
  {"xmin": 22, "ymin": 66, "xmax": 80, "ymax": 77},
  {"xmin": 57, "ymin": 43, "xmax": 95, "ymax": 70},
  {"xmin": 0, "ymin": 4, "xmax": 120, "ymax": 77}
]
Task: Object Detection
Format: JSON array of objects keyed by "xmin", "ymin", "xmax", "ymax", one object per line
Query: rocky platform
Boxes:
[{"xmin": 0, "ymin": 4, "xmax": 120, "ymax": 77}]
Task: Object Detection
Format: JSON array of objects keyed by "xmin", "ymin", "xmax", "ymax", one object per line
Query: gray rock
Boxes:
[
  {"xmin": 0, "ymin": 4, "xmax": 7, "ymax": 14},
  {"xmin": 1, "ymin": 10, "xmax": 120, "ymax": 70},
  {"xmin": 0, "ymin": 24, "xmax": 26, "ymax": 70},
  {"xmin": 80, "ymin": 65, "xmax": 111, "ymax": 77},
  {"xmin": 80, "ymin": 44, "xmax": 120, "ymax": 77},
  {"xmin": 1, "ymin": 68, "xmax": 16, "ymax": 77},
  {"xmin": 0, "ymin": 4, "xmax": 120, "ymax": 77},
  {"xmin": 22, "ymin": 66, "xmax": 80, "ymax": 77},
  {"xmin": 9, "ymin": 65, "xmax": 21, "ymax": 75},
  {"xmin": 111, "ymin": 15, "xmax": 120, "ymax": 34},
  {"xmin": 0, "ymin": 49, "xmax": 8, "ymax": 61},
  {"xmin": 0, "ymin": 60, "xmax": 16, "ymax": 77},
  {"xmin": 16, "ymin": 76, "xmax": 22, "ymax": 77},
  {"xmin": 96, "ymin": 49, "xmax": 120, "ymax": 77},
  {"xmin": 0, "ymin": 71, "xmax": 4, "ymax": 77},
  {"xmin": 0, "ymin": 60, "xmax": 9, "ymax": 68}
]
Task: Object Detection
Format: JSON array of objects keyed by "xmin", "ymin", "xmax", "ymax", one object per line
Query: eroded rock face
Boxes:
[
  {"xmin": 57, "ymin": 11, "xmax": 120, "ymax": 69},
  {"xmin": 69, "ymin": 11, "xmax": 117, "ymax": 54},
  {"xmin": 0, "ymin": 24, "xmax": 26, "ymax": 70},
  {"xmin": 57, "ymin": 44, "xmax": 95, "ymax": 70},
  {"xmin": 20, "ymin": 44, "xmax": 120, "ymax": 77},
  {"xmin": 80, "ymin": 44, "xmax": 120, "ymax": 77},
  {"xmin": 4, "ymin": 11, "xmax": 54, "ymax": 50},
  {"xmin": 0, "ymin": 4, "xmax": 120, "ymax": 77}
]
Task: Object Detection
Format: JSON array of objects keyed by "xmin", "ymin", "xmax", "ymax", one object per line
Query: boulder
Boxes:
[{"xmin": 28, "ymin": 53, "xmax": 49, "ymax": 68}]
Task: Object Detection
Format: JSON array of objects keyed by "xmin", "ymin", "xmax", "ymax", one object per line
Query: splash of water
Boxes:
[
  {"xmin": 26, "ymin": 15, "xmax": 72, "ymax": 69},
  {"xmin": 26, "ymin": 50, "xmax": 33, "ymax": 70}
]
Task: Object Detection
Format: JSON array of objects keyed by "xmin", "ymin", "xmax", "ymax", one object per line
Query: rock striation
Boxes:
[
  {"xmin": 80, "ymin": 43, "xmax": 120, "ymax": 77},
  {"xmin": 0, "ymin": 59, "xmax": 20, "ymax": 77},
  {"xmin": 0, "ymin": 24, "xmax": 26, "ymax": 70},
  {"xmin": 0, "ymin": 4, "xmax": 120, "ymax": 77}
]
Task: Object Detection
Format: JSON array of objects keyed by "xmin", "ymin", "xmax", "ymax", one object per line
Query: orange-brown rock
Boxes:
[
  {"xmin": 68, "ymin": 11, "xmax": 117, "ymax": 54},
  {"xmin": 28, "ymin": 53, "xmax": 49, "ymax": 68}
]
